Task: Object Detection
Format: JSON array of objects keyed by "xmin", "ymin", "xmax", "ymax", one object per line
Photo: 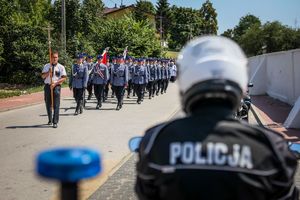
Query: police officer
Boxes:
[
  {"xmin": 91, "ymin": 55, "xmax": 109, "ymax": 109},
  {"xmin": 69, "ymin": 54, "xmax": 88, "ymax": 115},
  {"xmin": 160, "ymin": 60, "xmax": 169, "ymax": 94},
  {"xmin": 148, "ymin": 59, "xmax": 158, "ymax": 99},
  {"xmin": 42, "ymin": 51, "xmax": 67, "ymax": 128},
  {"xmin": 155, "ymin": 59, "xmax": 162, "ymax": 96},
  {"xmin": 111, "ymin": 56, "xmax": 128, "ymax": 110},
  {"xmin": 126, "ymin": 57, "xmax": 134, "ymax": 98},
  {"xmin": 133, "ymin": 58, "xmax": 148, "ymax": 104},
  {"xmin": 169, "ymin": 60, "xmax": 177, "ymax": 83},
  {"xmin": 135, "ymin": 36, "xmax": 299, "ymax": 200},
  {"xmin": 104, "ymin": 57, "xmax": 113, "ymax": 101},
  {"xmin": 85, "ymin": 55, "xmax": 94, "ymax": 100}
]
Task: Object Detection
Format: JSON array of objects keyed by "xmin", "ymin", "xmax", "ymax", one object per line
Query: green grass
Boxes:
[
  {"xmin": 0, "ymin": 82, "xmax": 69, "ymax": 99},
  {"xmin": 164, "ymin": 51, "xmax": 179, "ymax": 59}
]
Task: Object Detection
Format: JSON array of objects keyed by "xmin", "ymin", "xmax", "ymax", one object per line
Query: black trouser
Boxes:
[
  {"xmin": 134, "ymin": 84, "xmax": 145, "ymax": 102},
  {"xmin": 104, "ymin": 81, "xmax": 110, "ymax": 99},
  {"xmin": 73, "ymin": 88, "xmax": 84, "ymax": 112},
  {"xmin": 127, "ymin": 79, "xmax": 133, "ymax": 96},
  {"xmin": 160, "ymin": 79, "xmax": 167, "ymax": 93},
  {"xmin": 164, "ymin": 79, "xmax": 170, "ymax": 92},
  {"xmin": 148, "ymin": 81, "xmax": 156, "ymax": 97},
  {"xmin": 94, "ymin": 84, "xmax": 105, "ymax": 105},
  {"xmin": 44, "ymin": 84, "xmax": 61, "ymax": 124},
  {"xmin": 87, "ymin": 82, "xmax": 93, "ymax": 97},
  {"xmin": 113, "ymin": 85, "xmax": 125, "ymax": 106},
  {"xmin": 156, "ymin": 80, "xmax": 161, "ymax": 95}
]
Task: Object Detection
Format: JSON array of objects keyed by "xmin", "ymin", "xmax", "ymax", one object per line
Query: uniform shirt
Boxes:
[
  {"xmin": 170, "ymin": 64, "xmax": 177, "ymax": 77},
  {"xmin": 161, "ymin": 66, "xmax": 169, "ymax": 80},
  {"xmin": 85, "ymin": 62, "xmax": 94, "ymax": 82},
  {"xmin": 69, "ymin": 64, "xmax": 88, "ymax": 88},
  {"xmin": 91, "ymin": 63, "xmax": 109, "ymax": 85},
  {"xmin": 149, "ymin": 65, "xmax": 158, "ymax": 81},
  {"xmin": 132, "ymin": 65, "xmax": 149, "ymax": 85},
  {"xmin": 136, "ymin": 106, "xmax": 299, "ymax": 200},
  {"xmin": 156, "ymin": 64, "xmax": 162, "ymax": 80},
  {"xmin": 111, "ymin": 63, "xmax": 128, "ymax": 86},
  {"xmin": 42, "ymin": 63, "xmax": 66, "ymax": 84},
  {"xmin": 127, "ymin": 63, "xmax": 134, "ymax": 80}
]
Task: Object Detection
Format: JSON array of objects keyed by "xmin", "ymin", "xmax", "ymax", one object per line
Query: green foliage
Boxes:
[
  {"xmin": 134, "ymin": 0, "xmax": 155, "ymax": 22},
  {"xmin": 168, "ymin": 6, "xmax": 203, "ymax": 50},
  {"xmin": 199, "ymin": 0, "xmax": 218, "ymax": 34},
  {"xmin": 155, "ymin": 0, "xmax": 172, "ymax": 40},
  {"xmin": 99, "ymin": 15, "xmax": 161, "ymax": 57},
  {"xmin": 221, "ymin": 14, "xmax": 300, "ymax": 56}
]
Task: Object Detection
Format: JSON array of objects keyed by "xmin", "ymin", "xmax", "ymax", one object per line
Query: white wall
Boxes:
[
  {"xmin": 248, "ymin": 49, "xmax": 300, "ymax": 106},
  {"xmin": 248, "ymin": 49, "xmax": 300, "ymax": 128}
]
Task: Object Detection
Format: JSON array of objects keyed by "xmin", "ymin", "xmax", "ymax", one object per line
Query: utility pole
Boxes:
[
  {"xmin": 159, "ymin": 13, "xmax": 163, "ymax": 47},
  {"xmin": 61, "ymin": 0, "xmax": 66, "ymax": 54}
]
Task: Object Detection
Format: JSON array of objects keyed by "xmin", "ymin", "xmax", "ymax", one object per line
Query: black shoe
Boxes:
[
  {"xmin": 111, "ymin": 95, "xmax": 114, "ymax": 98},
  {"xmin": 137, "ymin": 100, "xmax": 141, "ymax": 104},
  {"xmin": 74, "ymin": 111, "xmax": 78, "ymax": 115},
  {"xmin": 161, "ymin": 92, "xmax": 163, "ymax": 94},
  {"xmin": 47, "ymin": 121, "xmax": 52, "ymax": 125},
  {"xmin": 96, "ymin": 104, "xmax": 100, "ymax": 109},
  {"xmin": 87, "ymin": 95, "xmax": 91, "ymax": 100},
  {"xmin": 79, "ymin": 106, "xmax": 83, "ymax": 114},
  {"xmin": 53, "ymin": 123, "xmax": 58, "ymax": 128},
  {"xmin": 152, "ymin": 95, "xmax": 154, "ymax": 97},
  {"xmin": 116, "ymin": 105, "xmax": 120, "ymax": 110},
  {"xmin": 127, "ymin": 95, "xmax": 130, "ymax": 99}
]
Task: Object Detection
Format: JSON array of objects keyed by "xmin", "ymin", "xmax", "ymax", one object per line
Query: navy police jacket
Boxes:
[
  {"xmin": 135, "ymin": 105, "xmax": 299, "ymax": 200},
  {"xmin": 69, "ymin": 64, "xmax": 88, "ymax": 89}
]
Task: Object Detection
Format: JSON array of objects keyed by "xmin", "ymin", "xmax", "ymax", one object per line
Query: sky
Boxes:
[{"xmin": 102, "ymin": 0, "xmax": 300, "ymax": 34}]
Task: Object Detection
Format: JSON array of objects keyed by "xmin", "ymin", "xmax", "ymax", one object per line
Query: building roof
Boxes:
[{"xmin": 103, "ymin": 5, "xmax": 134, "ymax": 15}]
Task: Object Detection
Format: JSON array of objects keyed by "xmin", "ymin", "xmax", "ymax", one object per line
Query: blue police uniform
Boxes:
[
  {"xmin": 126, "ymin": 60, "xmax": 134, "ymax": 98},
  {"xmin": 160, "ymin": 63, "xmax": 169, "ymax": 94},
  {"xmin": 148, "ymin": 63, "xmax": 158, "ymax": 99},
  {"xmin": 91, "ymin": 60, "xmax": 109, "ymax": 109},
  {"xmin": 69, "ymin": 61, "xmax": 88, "ymax": 115},
  {"xmin": 85, "ymin": 56, "xmax": 94, "ymax": 100},
  {"xmin": 155, "ymin": 62, "xmax": 162, "ymax": 96},
  {"xmin": 111, "ymin": 61, "xmax": 128, "ymax": 110},
  {"xmin": 133, "ymin": 61, "xmax": 148, "ymax": 104}
]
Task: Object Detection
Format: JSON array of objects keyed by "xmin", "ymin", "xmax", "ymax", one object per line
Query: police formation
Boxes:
[{"xmin": 69, "ymin": 54, "xmax": 177, "ymax": 115}]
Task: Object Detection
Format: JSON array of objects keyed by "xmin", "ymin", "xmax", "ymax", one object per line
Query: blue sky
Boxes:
[{"xmin": 103, "ymin": 0, "xmax": 300, "ymax": 34}]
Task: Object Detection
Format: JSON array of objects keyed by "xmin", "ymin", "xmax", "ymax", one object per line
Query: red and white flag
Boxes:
[{"xmin": 101, "ymin": 47, "xmax": 109, "ymax": 65}]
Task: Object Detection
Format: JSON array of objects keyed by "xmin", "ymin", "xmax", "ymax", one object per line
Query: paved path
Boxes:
[{"xmin": 0, "ymin": 83, "xmax": 180, "ymax": 200}]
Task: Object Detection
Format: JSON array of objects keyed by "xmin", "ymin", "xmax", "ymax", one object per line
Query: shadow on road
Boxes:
[{"xmin": 6, "ymin": 124, "xmax": 51, "ymax": 129}]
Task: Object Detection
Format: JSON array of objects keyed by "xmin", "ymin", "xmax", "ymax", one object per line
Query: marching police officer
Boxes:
[
  {"xmin": 132, "ymin": 58, "xmax": 148, "ymax": 104},
  {"xmin": 111, "ymin": 56, "xmax": 128, "ymax": 110},
  {"xmin": 155, "ymin": 59, "xmax": 162, "ymax": 96},
  {"xmin": 104, "ymin": 57, "xmax": 113, "ymax": 101},
  {"xmin": 135, "ymin": 36, "xmax": 299, "ymax": 200},
  {"xmin": 126, "ymin": 57, "xmax": 134, "ymax": 98},
  {"xmin": 169, "ymin": 60, "xmax": 177, "ymax": 83},
  {"xmin": 148, "ymin": 59, "xmax": 158, "ymax": 99},
  {"xmin": 160, "ymin": 60, "xmax": 169, "ymax": 94},
  {"xmin": 91, "ymin": 55, "xmax": 109, "ymax": 109},
  {"xmin": 85, "ymin": 55, "xmax": 94, "ymax": 100},
  {"xmin": 69, "ymin": 54, "xmax": 88, "ymax": 115},
  {"xmin": 41, "ymin": 51, "xmax": 67, "ymax": 128}
]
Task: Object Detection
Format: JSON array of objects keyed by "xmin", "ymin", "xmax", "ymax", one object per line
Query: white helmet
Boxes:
[{"xmin": 177, "ymin": 36, "xmax": 248, "ymax": 114}]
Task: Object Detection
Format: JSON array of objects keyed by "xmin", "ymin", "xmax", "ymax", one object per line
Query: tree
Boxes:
[
  {"xmin": 168, "ymin": 6, "xmax": 203, "ymax": 50},
  {"xmin": 232, "ymin": 14, "xmax": 261, "ymax": 42},
  {"xmin": 199, "ymin": 0, "xmax": 218, "ymax": 34},
  {"xmin": 221, "ymin": 29, "xmax": 234, "ymax": 39},
  {"xmin": 80, "ymin": 0, "xmax": 104, "ymax": 36},
  {"xmin": 99, "ymin": 15, "xmax": 161, "ymax": 57},
  {"xmin": 155, "ymin": 0, "xmax": 172, "ymax": 41},
  {"xmin": 239, "ymin": 23, "xmax": 264, "ymax": 56},
  {"xmin": 134, "ymin": 0, "xmax": 155, "ymax": 22}
]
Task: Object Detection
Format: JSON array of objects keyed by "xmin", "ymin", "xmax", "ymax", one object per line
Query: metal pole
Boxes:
[
  {"xmin": 160, "ymin": 14, "xmax": 163, "ymax": 47},
  {"xmin": 61, "ymin": 0, "xmax": 66, "ymax": 53}
]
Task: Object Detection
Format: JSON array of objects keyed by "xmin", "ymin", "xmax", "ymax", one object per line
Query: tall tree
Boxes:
[
  {"xmin": 155, "ymin": 0, "xmax": 172, "ymax": 41},
  {"xmin": 134, "ymin": 0, "xmax": 155, "ymax": 22},
  {"xmin": 199, "ymin": 0, "xmax": 218, "ymax": 34},
  {"xmin": 233, "ymin": 14, "xmax": 261, "ymax": 42},
  {"xmin": 80, "ymin": 0, "xmax": 104, "ymax": 36},
  {"xmin": 169, "ymin": 6, "xmax": 203, "ymax": 50}
]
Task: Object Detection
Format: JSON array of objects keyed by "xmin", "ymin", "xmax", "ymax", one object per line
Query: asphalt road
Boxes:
[{"xmin": 0, "ymin": 83, "xmax": 180, "ymax": 200}]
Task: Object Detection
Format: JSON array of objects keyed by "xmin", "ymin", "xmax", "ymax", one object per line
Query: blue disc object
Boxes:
[{"xmin": 36, "ymin": 147, "xmax": 101, "ymax": 182}]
